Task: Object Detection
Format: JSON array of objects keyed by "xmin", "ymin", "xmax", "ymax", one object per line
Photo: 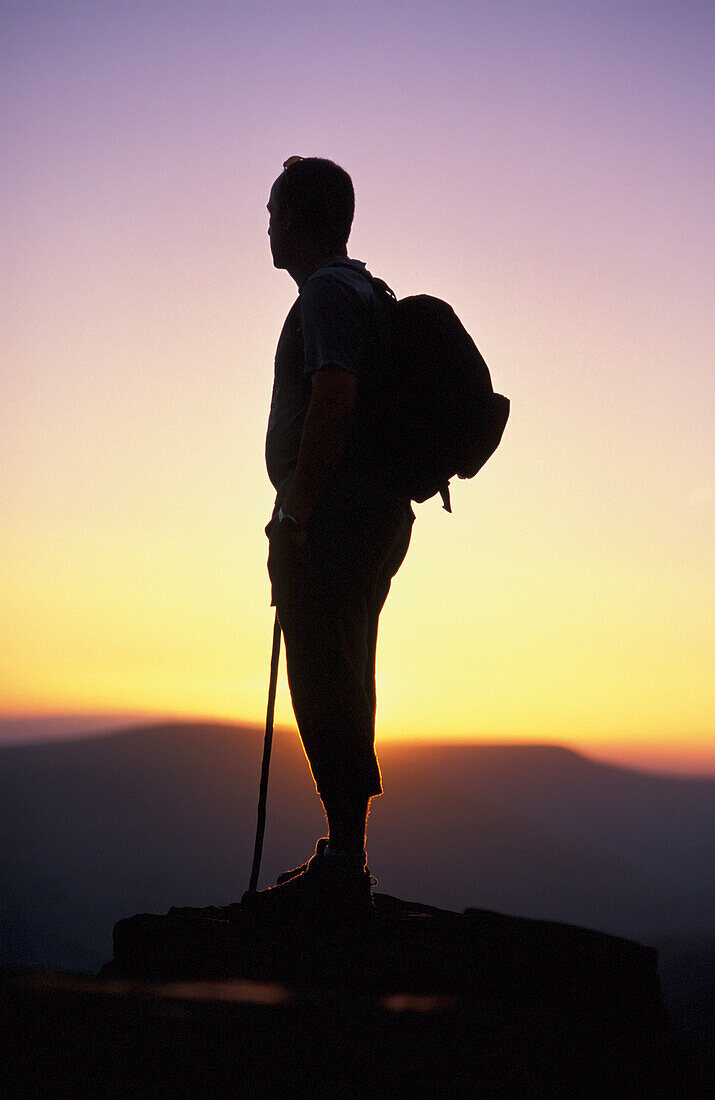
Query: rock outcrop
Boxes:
[{"xmin": 1, "ymin": 893, "xmax": 699, "ymax": 1097}]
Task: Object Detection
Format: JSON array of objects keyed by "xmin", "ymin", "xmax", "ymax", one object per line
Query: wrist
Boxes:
[{"xmin": 278, "ymin": 506, "xmax": 305, "ymax": 532}]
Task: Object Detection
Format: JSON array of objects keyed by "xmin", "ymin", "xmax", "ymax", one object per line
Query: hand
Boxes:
[{"xmin": 285, "ymin": 524, "xmax": 307, "ymax": 548}]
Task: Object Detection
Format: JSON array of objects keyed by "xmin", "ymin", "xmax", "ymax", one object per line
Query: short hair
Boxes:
[{"xmin": 274, "ymin": 158, "xmax": 355, "ymax": 249}]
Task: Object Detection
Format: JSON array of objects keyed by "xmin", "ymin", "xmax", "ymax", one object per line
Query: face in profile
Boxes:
[{"xmin": 267, "ymin": 180, "xmax": 290, "ymax": 269}]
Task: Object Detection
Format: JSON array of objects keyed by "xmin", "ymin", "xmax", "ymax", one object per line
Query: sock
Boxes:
[{"xmin": 324, "ymin": 845, "xmax": 367, "ymax": 874}]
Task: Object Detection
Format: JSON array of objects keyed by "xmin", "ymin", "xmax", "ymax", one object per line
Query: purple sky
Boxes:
[{"xmin": 2, "ymin": 1, "xmax": 713, "ymax": 770}]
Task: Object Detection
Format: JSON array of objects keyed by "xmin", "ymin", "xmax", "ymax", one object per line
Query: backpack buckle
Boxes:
[{"xmin": 439, "ymin": 483, "xmax": 452, "ymax": 513}]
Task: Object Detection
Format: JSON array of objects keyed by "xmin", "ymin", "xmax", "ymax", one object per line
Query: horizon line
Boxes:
[{"xmin": 0, "ymin": 710, "xmax": 713, "ymax": 779}]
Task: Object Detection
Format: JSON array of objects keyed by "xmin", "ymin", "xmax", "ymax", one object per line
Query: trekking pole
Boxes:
[{"xmin": 247, "ymin": 610, "xmax": 282, "ymax": 894}]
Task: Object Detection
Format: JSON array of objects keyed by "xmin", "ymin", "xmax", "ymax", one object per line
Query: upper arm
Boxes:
[
  {"xmin": 300, "ymin": 275, "xmax": 365, "ymax": 378},
  {"xmin": 309, "ymin": 366, "xmax": 358, "ymax": 418}
]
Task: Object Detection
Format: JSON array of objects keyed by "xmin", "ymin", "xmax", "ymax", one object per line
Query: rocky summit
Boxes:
[{"xmin": 2, "ymin": 892, "xmax": 701, "ymax": 1097}]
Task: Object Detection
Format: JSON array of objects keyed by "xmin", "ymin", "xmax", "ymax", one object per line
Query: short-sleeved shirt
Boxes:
[{"xmin": 265, "ymin": 257, "xmax": 378, "ymax": 516}]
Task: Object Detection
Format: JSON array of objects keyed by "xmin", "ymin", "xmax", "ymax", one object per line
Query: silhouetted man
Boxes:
[{"xmin": 242, "ymin": 157, "xmax": 413, "ymax": 919}]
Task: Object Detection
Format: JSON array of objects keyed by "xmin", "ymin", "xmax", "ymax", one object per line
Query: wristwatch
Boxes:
[{"xmin": 278, "ymin": 507, "xmax": 304, "ymax": 532}]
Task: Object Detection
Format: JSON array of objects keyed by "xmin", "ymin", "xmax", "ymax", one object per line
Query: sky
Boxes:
[{"xmin": 2, "ymin": 0, "xmax": 713, "ymax": 773}]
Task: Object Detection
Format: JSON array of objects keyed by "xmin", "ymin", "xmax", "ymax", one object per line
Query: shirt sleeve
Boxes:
[{"xmin": 299, "ymin": 273, "xmax": 366, "ymax": 376}]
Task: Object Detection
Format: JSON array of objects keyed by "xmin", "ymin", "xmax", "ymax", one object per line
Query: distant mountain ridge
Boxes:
[
  {"xmin": 1, "ymin": 721, "xmax": 713, "ymax": 977},
  {"xmin": 0, "ymin": 713, "xmax": 182, "ymax": 744}
]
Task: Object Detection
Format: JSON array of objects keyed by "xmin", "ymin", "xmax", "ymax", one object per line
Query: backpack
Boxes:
[{"xmin": 367, "ymin": 277, "xmax": 510, "ymax": 512}]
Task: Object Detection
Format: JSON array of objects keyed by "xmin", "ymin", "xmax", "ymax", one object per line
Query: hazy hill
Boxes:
[{"xmin": 0, "ymin": 721, "xmax": 712, "ymax": 976}]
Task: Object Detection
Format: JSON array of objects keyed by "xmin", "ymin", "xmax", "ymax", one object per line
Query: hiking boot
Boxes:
[
  {"xmin": 275, "ymin": 837, "xmax": 329, "ymax": 884},
  {"xmin": 240, "ymin": 838, "xmax": 375, "ymax": 923}
]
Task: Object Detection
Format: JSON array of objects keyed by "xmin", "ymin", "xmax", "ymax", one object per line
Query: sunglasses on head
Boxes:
[{"xmin": 283, "ymin": 155, "xmax": 304, "ymax": 171}]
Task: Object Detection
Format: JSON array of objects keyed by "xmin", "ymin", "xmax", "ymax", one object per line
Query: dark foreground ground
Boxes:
[{"xmin": 1, "ymin": 894, "xmax": 708, "ymax": 1098}]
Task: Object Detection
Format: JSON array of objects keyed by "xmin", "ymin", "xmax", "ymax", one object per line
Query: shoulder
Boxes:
[
  {"xmin": 301, "ymin": 261, "xmax": 375, "ymax": 312},
  {"xmin": 298, "ymin": 262, "xmax": 377, "ymax": 375}
]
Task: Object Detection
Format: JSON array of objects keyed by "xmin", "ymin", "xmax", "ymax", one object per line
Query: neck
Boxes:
[{"xmin": 287, "ymin": 246, "xmax": 348, "ymax": 288}]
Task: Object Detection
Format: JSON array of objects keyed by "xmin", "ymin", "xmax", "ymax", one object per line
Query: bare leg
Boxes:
[{"xmin": 322, "ymin": 795, "xmax": 370, "ymax": 853}]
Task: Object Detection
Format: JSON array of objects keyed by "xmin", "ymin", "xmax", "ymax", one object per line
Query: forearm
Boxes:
[{"xmin": 283, "ymin": 383, "xmax": 355, "ymax": 526}]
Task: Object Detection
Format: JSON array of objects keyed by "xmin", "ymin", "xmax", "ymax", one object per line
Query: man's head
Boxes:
[{"xmin": 267, "ymin": 157, "xmax": 355, "ymax": 271}]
